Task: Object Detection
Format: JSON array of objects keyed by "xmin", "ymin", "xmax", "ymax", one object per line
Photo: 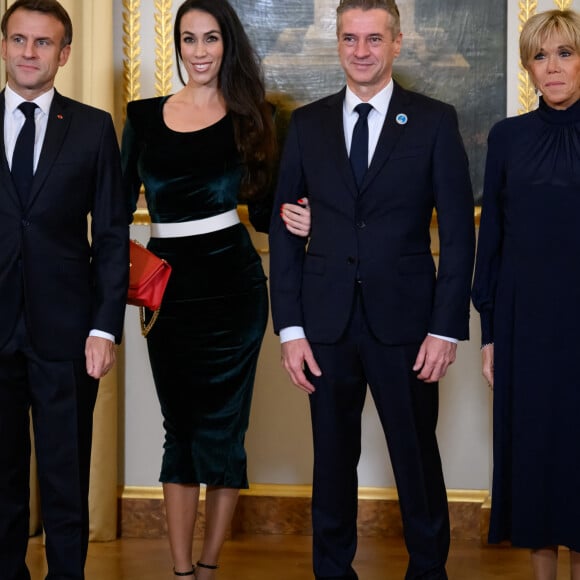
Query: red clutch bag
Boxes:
[{"xmin": 127, "ymin": 240, "xmax": 172, "ymax": 336}]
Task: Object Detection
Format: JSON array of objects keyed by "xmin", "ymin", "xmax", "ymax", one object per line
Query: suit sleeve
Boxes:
[
  {"xmin": 90, "ymin": 113, "xmax": 129, "ymax": 343},
  {"xmin": 430, "ymin": 104, "xmax": 475, "ymax": 340},
  {"xmin": 268, "ymin": 112, "xmax": 309, "ymax": 334},
  {"xmin": 471, "ymin": 123, "xmax": 505, "ymax": 345}
]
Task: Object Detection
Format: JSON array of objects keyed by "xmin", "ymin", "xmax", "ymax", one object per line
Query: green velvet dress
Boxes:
[{"xmin": 122, "ymin": 97, "xmax": 270, "ymax": 488}]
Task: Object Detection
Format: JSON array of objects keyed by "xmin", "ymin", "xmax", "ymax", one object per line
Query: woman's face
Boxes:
[
  {"xmin": 527, "ymin": 32, "xmax": 580, "ymax": 110},
  {"xmin": 179, "ymin": 9, "xmax": 223, "ymax": 88}
]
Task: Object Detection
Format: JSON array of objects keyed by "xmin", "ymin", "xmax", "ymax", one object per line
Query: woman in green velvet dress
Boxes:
[{"xmin": 121, "ymin": 1, "xmax": 280, "ymax": 577}]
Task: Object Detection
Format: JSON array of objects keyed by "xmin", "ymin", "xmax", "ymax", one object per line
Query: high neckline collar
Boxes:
[{"xmin": 537, "ymin": 96, "xmax": 580, "ymax": 124}]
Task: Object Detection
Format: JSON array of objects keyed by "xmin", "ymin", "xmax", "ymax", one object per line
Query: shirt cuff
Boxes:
[
  {"xmin": 280, "ymin": 326, "xmax": 306, "ymax": 343},
  {"xmin": 89, "ymin": 329, "xmax": 115, "ymax": 343},
  {"xmin": 428, "ymin": 333, "xmax": 458, "ymax": 344}
]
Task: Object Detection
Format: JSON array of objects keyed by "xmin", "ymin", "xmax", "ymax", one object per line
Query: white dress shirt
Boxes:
[
  {"xmin": 4, "ymin": 84, "xmax": 51, "ymax": 172},
  {"xmin": 4, "ymin": 84, "xmax": 115, "ymax": 344}
]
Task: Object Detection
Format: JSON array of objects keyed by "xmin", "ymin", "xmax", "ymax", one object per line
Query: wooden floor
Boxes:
[{"xmin": 26, "ymin": 534, "xmax": 573, "ymax": 579}]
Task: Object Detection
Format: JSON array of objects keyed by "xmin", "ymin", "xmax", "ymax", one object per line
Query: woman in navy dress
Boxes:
[
  {"xmin": 120, "ymin": 0, "xmax": 308, "ymax": 577},
  {"xmin": 473, "ymin": 10, "xmax": 580, "ymax": 580}
]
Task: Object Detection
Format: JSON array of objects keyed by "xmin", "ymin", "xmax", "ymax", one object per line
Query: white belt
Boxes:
[{"xmin": 150, "ymin": 209, "xmax": 240, "ymax": 238}]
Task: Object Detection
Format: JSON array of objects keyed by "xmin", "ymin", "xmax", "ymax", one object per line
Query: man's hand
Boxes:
[
  {"xmin": 85, "ymin": 336, "xmax": 116, "ymax": 379},
  {"xmin": 413, "ymin": 335, "xmax": 457, "ymax": 383},
  {"xmin": 281, "ymin": 337, "xmax": 322, "ymax": 394},
  {"xmin": 481, "ymin": 344, "xmax": 494, "ymax": 389}
]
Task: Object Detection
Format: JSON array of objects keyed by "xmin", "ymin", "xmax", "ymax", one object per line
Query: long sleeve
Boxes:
[
  {"xmin": 120, "ymin": 102, "xmax": 143, "ymax": 222},
  {"xmin": 247, "ymin": 195, "xmax": 273, "ymax": 233},
  {"xmin": 472, "ymin": 123, "xmax": 506, "ymax": 345},
  {"xmin": 268, "ymin": 111, "xmax": 309, "ymax": 334},
  {"xmin": 430, "ymin": 104, "xmax": 475, "ymax": 340},
  {"xmin": 89, "ymin": 112, "xmax": 129, "ymax": 343}
]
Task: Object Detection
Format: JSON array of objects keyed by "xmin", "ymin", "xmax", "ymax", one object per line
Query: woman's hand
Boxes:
[
  {"xmin": 281, "ymin": 197, "xmax": 311, "ymax": 237},
  {"xmin": 482, "ymin": 344, "xmax": 494, "ymax": 389}
]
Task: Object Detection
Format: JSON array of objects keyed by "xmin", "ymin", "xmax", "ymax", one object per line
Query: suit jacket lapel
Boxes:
[
  {"xmin": 27, "ymin": 91, "xmax": 71, "ymax": 209},
  {"xmin": 0, "ymin": 91, "xmax": 21, "ymax": 209},
  {"xmin": 361, "ymin": 82, "xmax": 410, "ymax": 192},
  {"xmin": 321, "ymin": 88, "xmax": 359, "ymax": 198}
]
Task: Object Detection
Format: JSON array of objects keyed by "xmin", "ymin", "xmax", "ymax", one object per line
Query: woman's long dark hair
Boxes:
[{"xmin": 174, "ymin": 0, "xmax": 276, "ymax": 200}]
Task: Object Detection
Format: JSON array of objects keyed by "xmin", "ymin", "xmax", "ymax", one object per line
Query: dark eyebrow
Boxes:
[
  {"xmin": 181, "ymin": 29, "xmax": 221, "ymax": 36},
  {"xmin": 9, "ymin": 33, "xmax": 53, "ymax": 42}
]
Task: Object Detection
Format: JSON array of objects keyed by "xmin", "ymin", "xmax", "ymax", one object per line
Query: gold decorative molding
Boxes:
[
  {"xmin": 518, "ymin": 68, "xmax": 537, "ymax": 114},
  {"xmin": 154, "ymin": 0, "xmax": 173, "ymax": 97},
  {"xmin": 120, "ymin": 484, "xmax": 489, "ymax": 504},
  {"xmin": 518, "ymin": 0, "xmax": 538, "ymax": 27},
  {"xmin": 122, "ymin": 0, "xmax": 142, "ymax": 117},
  {"xmin": 517, "ymin": 0, "xmax": 538, "ymax": 115},
  {"xmin": 554, "ymin": 0, "xmax": 573, "ymax": 9},
  {"xmin": 119, "ymin": 484, "xmax": 490, "ymax": 540}
]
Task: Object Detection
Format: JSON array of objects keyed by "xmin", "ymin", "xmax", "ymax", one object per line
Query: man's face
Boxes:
[
  {"xmin": 337, "ymin": 8, "xmax": 402, "ymax": 99},
  {"xmin": 2, "ymin": 8, "xmax": 70, "ymax": 100}
]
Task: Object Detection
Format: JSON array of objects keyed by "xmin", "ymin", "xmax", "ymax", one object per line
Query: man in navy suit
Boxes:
[
  {"xmin": 0, "ymin": 1, "xmax": 128, "ymax": 578},
  {"xmin": 269, "ymin": 1, "xmax": 475, "ymax": 578}
]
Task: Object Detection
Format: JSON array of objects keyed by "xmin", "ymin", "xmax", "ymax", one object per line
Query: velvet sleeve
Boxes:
[
  {"xmin": 246, "ymin": 194, "xmax": 273, "ymax": 234},
  {"xmin": 120, "ymin": 102, "xmax": 143, "ymax": 223}
]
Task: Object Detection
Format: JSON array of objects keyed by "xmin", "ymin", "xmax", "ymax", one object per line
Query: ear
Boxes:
[
  {"xmin": 393, "ymin": 32, "xmax": 403, "ymax": 59},
  {"xmin": 58, "ymin": 43, "xmax": 71, "ymax": 67}
]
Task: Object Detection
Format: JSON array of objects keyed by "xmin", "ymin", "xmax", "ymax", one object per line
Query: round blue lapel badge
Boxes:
[{"xmin": 395, "ymin": 113, "xmax": 408, "ymax": 125}]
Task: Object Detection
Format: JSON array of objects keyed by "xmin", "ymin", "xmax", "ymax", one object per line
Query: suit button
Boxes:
[
  {"xmin": 21, "ymin": 220, "xmax": 30, "ymax": 227},
  {"xmin": 357, "ymin": 221, "xmax": 366, "ymax": 229},
  {"xmin": 347, "ymin": 256, "xmax": 356, "ymax": 265}
]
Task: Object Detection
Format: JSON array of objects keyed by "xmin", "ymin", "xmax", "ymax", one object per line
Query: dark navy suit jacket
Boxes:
[
  {"xmin": 269, "ymin": 82, "xmax": 475, "ymax": 345},
  {"xmin": 0, "ymin": 90, "xmax": 128, "ymax": 360}
]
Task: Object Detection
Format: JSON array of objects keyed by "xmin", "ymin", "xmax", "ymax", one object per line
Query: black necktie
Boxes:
[
  {"xmin": 350, "ymin": 103, "xmax": 373, "ymax": 188},
  {"xmin": 12, "ymin": 102, "xmax": 38, "ymax": 204}
]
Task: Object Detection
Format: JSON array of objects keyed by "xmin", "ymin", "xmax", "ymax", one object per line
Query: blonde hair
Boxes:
[
  {"xmin": 520, "ymin": 9, "xmax": 580, "ymax": 69},
  {"xmin": 336, "ymin": 0, "xmax": 400, "ymax": 37}
]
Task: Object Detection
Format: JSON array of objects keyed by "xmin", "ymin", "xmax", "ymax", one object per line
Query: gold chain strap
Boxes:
[{"xmin": 139, "ymin": 307, "xmax": 160, "ymax": 337}]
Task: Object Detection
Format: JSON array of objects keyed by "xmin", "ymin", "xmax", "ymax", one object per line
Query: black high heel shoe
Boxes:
[{"xmin": 174, "ymin": 565, "xmax": 195, "ymax": 577}]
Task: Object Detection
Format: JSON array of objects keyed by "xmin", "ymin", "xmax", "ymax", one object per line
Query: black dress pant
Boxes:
[
  {"xmin": 308, "ymin": 296, "xmax": 449, "ymax": 580},
  {"xmin": 0, "ymin": 315, "xmax": 98, "ymax": 580}
]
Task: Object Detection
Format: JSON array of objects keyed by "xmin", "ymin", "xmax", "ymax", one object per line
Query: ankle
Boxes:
[
  {"xmin": 195, "ymin": 561, "xmax": 218, "ymax": 578},
  {"xmin": 196, "ymin": 561, "xmax": 218, "ymax": 570},
  {"xmin": 174, "ymin": 565, "xmax": 195, "ymax": 577}
]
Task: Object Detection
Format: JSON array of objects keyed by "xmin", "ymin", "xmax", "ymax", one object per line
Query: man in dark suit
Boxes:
[
  {"xmin": 0, "ymin": 1, "xmax": 128, "ymax": 578},
  {"xmin": 269, "ymin": 1, "xmax": 475, "ymax": 578}
]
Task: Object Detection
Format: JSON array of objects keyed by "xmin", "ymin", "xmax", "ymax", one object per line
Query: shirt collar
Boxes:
[
  {"xmin": 345, "ymin": 80, "xmax": 394, "ymax": 117},
  {"xmin": 5, "ymin": 84, "xmax": 55, "ymax": 116}
]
